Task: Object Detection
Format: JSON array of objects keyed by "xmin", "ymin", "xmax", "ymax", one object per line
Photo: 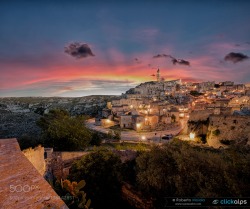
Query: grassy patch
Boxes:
[{"xmin": 100, "ymin": 142, "xmax": 150, "ymax": 151}]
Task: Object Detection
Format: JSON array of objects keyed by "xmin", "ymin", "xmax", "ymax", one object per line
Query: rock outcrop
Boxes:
[{"xmin": 207, "ymin": 115, "xmax": 250, "ymax": 148}]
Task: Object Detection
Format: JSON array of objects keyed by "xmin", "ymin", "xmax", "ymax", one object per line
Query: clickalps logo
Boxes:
[{"xmin": 220, "ymin": 199, "xmax": 247, "ymax": 205}]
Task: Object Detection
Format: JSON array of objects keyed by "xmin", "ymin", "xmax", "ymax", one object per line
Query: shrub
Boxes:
[{"xmin": 212, "ymin": 129, "xmax": 220, "ymax": 136}]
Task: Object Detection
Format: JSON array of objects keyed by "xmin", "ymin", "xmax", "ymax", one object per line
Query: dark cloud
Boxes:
[
  {"xmin": 153, "ymin": 54, "xmax": 169, "ymax": 58},
  {"xmin": 172, "ymin": 58, "xmax": 190, "ymax": 66},
  {"xmin": 153, "ymin": 53, "xmax": 190, "ymax": 66},
  {"xmin": 64, "ymin": 42, "xmax": 95, "ymax": 59},
  {"xmin": 224, "ymin": 52, "xmax": 249, "ymax": 63},
  {"xmin": 134, "ymin": 58, "xmax": 142, "ymax": 64}
]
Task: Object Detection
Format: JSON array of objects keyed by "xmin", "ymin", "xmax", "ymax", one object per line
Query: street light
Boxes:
[
  {"xmin": 179, "ymin": 113, "xmax": 184, "ymax": 118},
  {"xmin": 136, "ymin": 123, "xmax": 141, "ymax": 132},
  {"xmin": 189, "ymin": 132, "xmax": 195, "ymax": 140}
]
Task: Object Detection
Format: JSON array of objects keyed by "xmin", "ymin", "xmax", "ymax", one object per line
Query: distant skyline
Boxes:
[{"xmin": 0, "ymin": 0, "xmax": 250, "ymax": 97}]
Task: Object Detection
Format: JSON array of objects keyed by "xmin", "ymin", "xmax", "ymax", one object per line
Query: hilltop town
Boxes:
[
  {"xmin": 94, "ymin": 69, "xmax": 250, "ymax": 148},
  {"xmin": 1, "ymin": 69, "xmax": 250, "ymax": 148}
]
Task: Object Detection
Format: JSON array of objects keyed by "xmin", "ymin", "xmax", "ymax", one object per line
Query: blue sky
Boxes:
[{"xmin": 0, "ymin": 0, "xmax": 250, "ymax": 97}]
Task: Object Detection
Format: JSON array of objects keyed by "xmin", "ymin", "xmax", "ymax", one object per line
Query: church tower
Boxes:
[{"xmin": 157, "ymin": 68, "xmax": 160, "ymax": 82}]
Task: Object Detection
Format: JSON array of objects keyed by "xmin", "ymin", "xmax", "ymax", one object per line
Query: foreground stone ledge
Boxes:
[{"xmin": 0, "ymin": 138, "xmax": 68, "ymax": 209}]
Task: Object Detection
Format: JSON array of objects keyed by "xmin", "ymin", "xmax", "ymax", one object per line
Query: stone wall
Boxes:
[
  {"xmin": 207, "ymin": 115, "xmax": 250, "ymax": 148},
  {"xmin": 22, "ymin": 145, "xmax": 46, "ymax": 176},
  {"xmin": 48, "ymin": 151, "xmax": 89, "ymax": 179}
]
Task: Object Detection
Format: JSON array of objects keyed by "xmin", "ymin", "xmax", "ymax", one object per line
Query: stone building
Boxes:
[
  {"xmin": 228, "ymin": 96, "xmax": 250, "ymax": 111},
  {"xmin": 120, "ymin": 114, "xmax": 133, "ymax": 129}
]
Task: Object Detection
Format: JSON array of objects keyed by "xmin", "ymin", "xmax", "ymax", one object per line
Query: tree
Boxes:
[
  {"xmin": 17, "ymin": 134, "xmax": 43, "ymax": 150},
  {"xmin": 107, "ymin": 130, "xmax": 121, "ymax": 141},
  {"xmin": 89, "ymin": 132, "xmax": 102, "ymax": 146},
  {"xmin": 113, "ymin": 130, "xmax": 121, "ymax": 140},
  {"xmin": 37, "ymin": 109, "xmax": 92, "ymax": 151},
  {"xmin": 190, "ymin": 90, "xmax": 202, "ymax": 97},
  {"xmin": 135, "ymin": 140, "xmax": 242, "ymax": 208},
  {"xmin": 69, "ymin": 149, "xmax": 123, "ymax": 209},
  {"xmin": 136, "ymin": 146, "xmax": 178, "ymax": 196},
  {"xmin": 37, "ymin": 109, "xmax": 69, "ymax": 130}
]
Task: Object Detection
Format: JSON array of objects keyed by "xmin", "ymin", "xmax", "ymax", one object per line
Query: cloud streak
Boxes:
[
  {"xmin": 153, "ymin": 54, "xmax": 169, "ymax": 58},
  {"xmin": 152, "ymin": 53, "xmax": 190, "ymax": 66}
]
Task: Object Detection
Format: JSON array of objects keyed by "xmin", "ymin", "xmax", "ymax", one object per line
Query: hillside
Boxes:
[{"xmin": 0, "ymin": 95, "xmax": 119, "ymax": 139}]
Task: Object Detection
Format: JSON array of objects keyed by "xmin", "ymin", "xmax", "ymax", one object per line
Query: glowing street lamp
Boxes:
[
  {"xmin": 141, "ymin": 136, "xmax": 146, "ymax": 141},
  {"xmin": 136, "ymin": 123, "xmax": 141, "ymax": 131},
  {"xmin": 189, "ymin": 132, "xmax": 195, "ymax": 140},
  {"xmin": 179, "ymin": 113, "xmax": 184, "ymax": 118}
]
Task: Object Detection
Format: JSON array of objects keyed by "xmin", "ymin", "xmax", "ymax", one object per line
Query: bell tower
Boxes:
[{"xmin": 157, "ymin": 68, "xmax": 160, "ymax": 82}]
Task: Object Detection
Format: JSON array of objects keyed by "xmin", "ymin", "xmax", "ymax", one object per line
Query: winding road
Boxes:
[{"xmin": 86, "ymin": 118, "xmax": 185, "ymax": 143}]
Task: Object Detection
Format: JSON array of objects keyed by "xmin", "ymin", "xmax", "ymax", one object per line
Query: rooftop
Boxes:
[{"xmin": 0, "ymin": 138, "xmax": 68, "ymax": 209}]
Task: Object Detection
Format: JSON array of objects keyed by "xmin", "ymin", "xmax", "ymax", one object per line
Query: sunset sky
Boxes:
[{"xmin": 0, "ymin": 0, "xmax": 250, "ymax": 97}]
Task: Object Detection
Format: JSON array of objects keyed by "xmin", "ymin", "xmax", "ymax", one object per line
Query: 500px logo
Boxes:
[{"xmin": 10, "ymin": 184, "xmax": 39, "ymax": 192}]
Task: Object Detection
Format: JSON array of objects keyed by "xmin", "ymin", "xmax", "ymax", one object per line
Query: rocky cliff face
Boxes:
[
  {"xmin": 0, "ymin": 95, "xmax": 120, "ymax": 139},
  {"xmin": 187, "ymin": 111, "xmax": 250, "ymax": 148},
  {"xmin": 207, "ymin": 115, "xmax": 250, "ymax": 148}
]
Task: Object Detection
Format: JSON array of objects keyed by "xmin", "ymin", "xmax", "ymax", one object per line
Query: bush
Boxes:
[
  {"xmin": 107, "ymin": 130, "xmax": 121, "ymax": 141},
  {"xmin": 90, "ymin": 132, "xmax": 102, "ymax": 146},
  {"xmin": 69, "ymin": 149, "xmax": 123, "ymax": 209},
  {"xmin": 212, "ymin": 129, "xmax": 220, "ymax": 136},
  {"xmin": 190, "ymin": 91, "xmax": 202, "ymax": 97},
  {"xmin": 135, "ymin": 140, "xmax": 247, "ymax": 208}
]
